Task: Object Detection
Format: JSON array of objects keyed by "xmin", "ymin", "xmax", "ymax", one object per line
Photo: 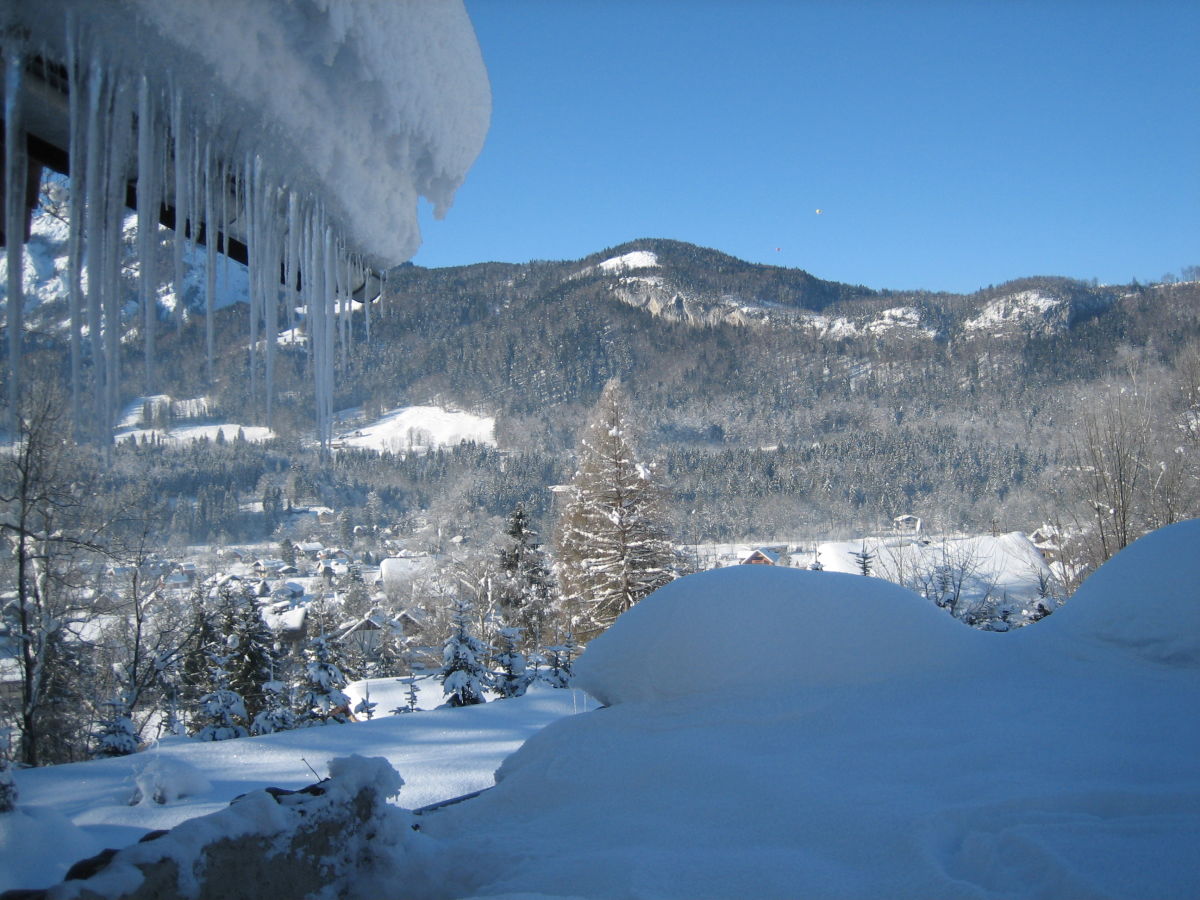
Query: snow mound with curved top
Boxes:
[
  {"xmin": 1044, "ymin": 518, "xmax": 1200, "ymax": 667},
  {"xmin": 574, "ymin": 566, "xmax": 988, "ymax": 706}
]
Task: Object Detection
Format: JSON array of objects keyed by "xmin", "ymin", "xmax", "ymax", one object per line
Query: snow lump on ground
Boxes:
[{"xmin": 420, "ymin": 521, "xmax": 1200, "ymax": 899}]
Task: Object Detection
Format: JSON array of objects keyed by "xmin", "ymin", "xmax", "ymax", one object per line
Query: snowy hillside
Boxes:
[
  {"xmin": 334, "ymin": 406, "xmax": 496, "ymax": 454},
  {"xmin": 5, "ymin": 521, "xmax": 1198, "ymax": 898}
]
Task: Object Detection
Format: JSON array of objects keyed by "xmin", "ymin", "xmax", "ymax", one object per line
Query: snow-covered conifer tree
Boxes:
[
  {"xmin": 439, "ymin": 597, "xmax": 489, "ymax": 707},
  {"xmin": 218, "ymin": 584, "xmax": 278, "ymax": 722},
  {"xmin": 540, "ymin": 634, "xmax": 576, "ymax": 689},
  {"xmin": 294, "ymin": 636, "xmax": 352, "ymax": 725},
  {"xmin": 497, "ymin": 505, "xmax": 554, "ymax": 650},
  {"xmin": 491, "ymin": 627, "xmax": 530, "ymax": 699},
  {"xmin": 851, "ymin": 542, "xmax": 875, "ymax": 576},
  {"xmin": 554, "ymin": 378, "xmax": 677, "ymax": 643},
  {"xmin": 192, "ymin": 653, "xmax": 249, "ymax": 741},
  {"xmin": 353, "ymin": 684, "xmax": 377, "ymax": 721},
  {"xmin": 94, "ymin": 699, "xmax": 140, "ymax": 757},
  {"xmin": 250, "ymin": 679, "xmax": 296, "ymax": 735},
  {"xmin": 0, "ymin": 757, "xmax": 15, "ymax": 812}
]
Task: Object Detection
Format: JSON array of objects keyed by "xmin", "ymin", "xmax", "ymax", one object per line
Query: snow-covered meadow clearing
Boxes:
[{"xmin": 4, "ymin": 520, "xmax": 1198, "ymax": 899}]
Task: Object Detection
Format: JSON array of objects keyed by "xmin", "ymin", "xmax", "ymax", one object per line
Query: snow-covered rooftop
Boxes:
[{"xmin": 12, "ymin": 0, "xmax": 491, "ymax": 268}]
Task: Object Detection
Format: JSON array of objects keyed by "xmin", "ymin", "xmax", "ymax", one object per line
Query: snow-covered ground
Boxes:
[
  {"xmin": 693, "ymin": 531, "xmax": 1057, "ymax": 625},
  {"xmin": 110, "ymin": 395, "xmax": 277, "ymax": 445},
  {"xmin": 1, "ymin": 683, "xmax": 593, "ymax": 892},
  {"xmin": 334, "ymin": 406, "xmax": 496, "ymax": 454},
  {"xmin": 4, "ymin": 521, "xmax": 1198, "ymax": 898}
]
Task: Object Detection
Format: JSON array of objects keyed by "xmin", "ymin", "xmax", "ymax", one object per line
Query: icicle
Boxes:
[
  {"xmin": 137, "ymin": 74, "xmax": 160, "ymax": 394},
  {"xmin": 83, "ymin": 54, "xmax": 109, "ymax": 446},
  {"xmin": 65, "ymin": 16, "xmax": 85, "ymax": 438},
  {"xmin": 285, "ymin": 191, "xmax": 299, "ymax": 338},
  {"xmin": 244, "ymin": 155, "xmax": 258, "ymax": 416},
  {"xmin": 103, "ymin": 77, "xmax": 135, "ymax": 446},
  {"xmin": 365, "ymin": 263, "xmax": 373, "ymax": 347},
  {"xmin": 171, "ymin": 87, "xmax": 187, "ymax": 327},
  {"xmin": 262, "ymin": 181, "xmax": 279, "ymax": 430},
  {"xmin": 321, "ymin": 217, "xmax": 338, "ymax": 451},
  {"xmin": 4, "ymin": 37, "xmax": 26, "ymax": 421},
  {"xmin": 203, "ymin": 145, "xmax": 216, "ymax": 386}
]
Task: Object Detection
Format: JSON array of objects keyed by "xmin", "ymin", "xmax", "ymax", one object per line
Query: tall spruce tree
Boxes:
[
  {"xmin": 440, "ymin": 597, "xmax": 489, "ymax": 707},
  {"xmin": 555, "ymin": 379, "xmax": 676, "ymax": 643},
  {"xmin": 294, "ymin": 635, "xmax": 352, "ymax": 726},
  {"xmin": 497, "ymin": 505, "xmax": 553, "ymax": 651}
]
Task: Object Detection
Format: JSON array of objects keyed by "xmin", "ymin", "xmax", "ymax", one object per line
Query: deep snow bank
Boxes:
[
  {"xmin": 423, "ymin": 525, "xmax": 1200, "ymax": 899},
  {"xmin": 1034, "ymin": 518, "xmax": 1200, "ymax": 667},
  {"xmin": 573, "ymin": 566, "xmax": 988, "ymax": 705}
]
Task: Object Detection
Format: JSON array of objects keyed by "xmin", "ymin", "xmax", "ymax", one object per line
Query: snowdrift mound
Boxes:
[
  {"xmin": 574, "ymin": 566, "xmax": 988, "ymax": 706},
  {"xmin": 436, "ymin": 527, "xmax": 1200, "ymax": 899},
  {"xmin": 1042, "ymin": 518, "xmax": 1200, "ymax": 667}
]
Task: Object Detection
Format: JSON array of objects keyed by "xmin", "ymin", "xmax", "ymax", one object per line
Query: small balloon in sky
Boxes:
[{"xmin": 815, "ymin": 208, "xmax": 823, "ymax": 215}]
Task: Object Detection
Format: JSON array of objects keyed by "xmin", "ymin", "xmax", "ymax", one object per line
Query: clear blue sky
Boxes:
[{"xmin": 412, "ymin": 0, "xmax": 1199, "ymax": 294}]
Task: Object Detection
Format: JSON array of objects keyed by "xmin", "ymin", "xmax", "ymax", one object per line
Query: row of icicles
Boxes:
[{"xmin": 4, "ymin": 26, "xmax": 379, "ymax": 452}]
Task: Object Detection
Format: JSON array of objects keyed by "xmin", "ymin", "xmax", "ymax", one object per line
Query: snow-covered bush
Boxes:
[
  {"xmin": 539, "ymin": 636, "xmax": 576, "ymax": 689},
  {"xmin": 94, "ymin": 701, "xmax": 140, "ymax": 758},
  {"xmin": 193, "ymin": 689, "xmax": 249, "ymax": 742},
  {"xmin": 250, "ymin": 680, "xmax": 296, "ymax": 735},
  {"xmin": 440, "ymin": 598, "xmax": 489, "ymax": 707},
  {"xmin": 492, "ymin": 627, "xmax": 530, "ymax": 699}
]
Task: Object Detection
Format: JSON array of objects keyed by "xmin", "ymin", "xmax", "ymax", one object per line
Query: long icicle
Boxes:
[
  {"xmin": 204, "ymin": 143, "xmax": 216, "ymax": 386},
  {"xmin": 103, "ymin": 77, "xmax": 135, "ymax": 450},
  {"xmin": 137, "ymin": 74, "xmax": 160, "ymax": 394},
  {"xmin": 4, "ymin": 37, "xmax": 26, "ymax": 422},
  {"xmin": 65, "ymin": 17, "xmax": 86, "ymax": 438},
  {"xmin": 83, "ymin": 55, "xmax": 108, "ymax": 446}
]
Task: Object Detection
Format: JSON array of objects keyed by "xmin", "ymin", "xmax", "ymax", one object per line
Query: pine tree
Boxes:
[
  {"xmin": 294, "ymin": 636, "xmax": 351, "ymax": 725},
  {"xmin": 851, "ymin": 541, "xmax": 875, "ymax": 576},
  {"xmin": 497, "ymin": 505, "xmax": 554, "ymax": 651},
  {"xmin": 94, "ymin": 699, "xmax": 140, "ymax": 757},
  {"xmin": 540, "ymin": 635, "xmax": 576, "ymax": 689},
  {"xmin": 555, "ymin": 379, "xmax": 676, "ymax": 642},
  {"xmin": 0, "ymin": 757, "xmax": 15, "ymax": 812},
  {"xmin": 220, "ymin": 586, "xmax": 277, "ymax": 721},
  {"xmin": 192, "ymin": 653, "xmax": 249, "ymax": 741},
  {"xmin": 439, "ymin": 597, "xmax": 489, "ymax": 707},
  {"xmin": 353, "ymin": 683, "xmax": 377, "ymax": 720},
  {"xmin": 250, "ymin": 679, "xmax": 296, "ymax": 735},
  {"xmin": 491, "ymin": 627, "xmax": 530, "ymax": 699}
]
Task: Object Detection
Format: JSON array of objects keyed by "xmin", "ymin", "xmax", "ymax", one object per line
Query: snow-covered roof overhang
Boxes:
[{"xmin": 3, "ymin": 0, "xmax": 491, "ymax": 270}]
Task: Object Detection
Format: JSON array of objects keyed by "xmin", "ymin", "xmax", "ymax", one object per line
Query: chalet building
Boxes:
[{"xmin": 741, "ymin": 546, "xmax": 790, "ymax": 566}]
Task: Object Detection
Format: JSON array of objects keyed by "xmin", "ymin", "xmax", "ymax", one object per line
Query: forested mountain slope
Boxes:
[{"xmin": 10, "ymin": 224, "xmax": 1200, "ymax": 539}]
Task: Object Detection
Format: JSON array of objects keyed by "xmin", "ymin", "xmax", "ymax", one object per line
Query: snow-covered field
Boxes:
[
  {"xmin": 334, "ymin": 406, "xmax": 496, "ymax": 454},
  {"xmin": 4, "ymin": 520, "xmax": 1198, "ymax": 898},
  {"xmin": 1, "ymin": 683, "xmax": 593, "ymax": 892}
]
